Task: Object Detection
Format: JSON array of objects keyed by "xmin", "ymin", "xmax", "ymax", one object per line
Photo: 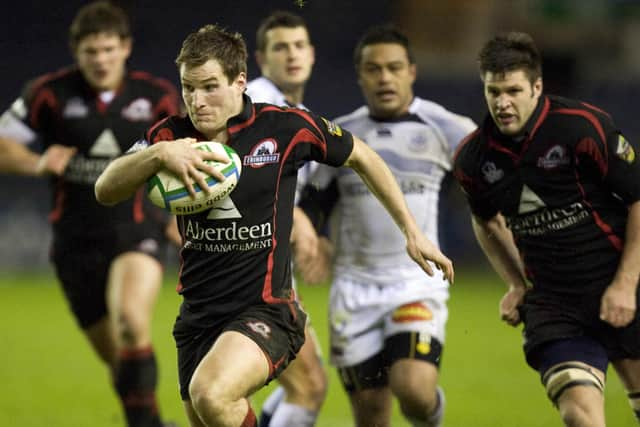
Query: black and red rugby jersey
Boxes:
[
  {"xmin": 454, "ymin": 95, "xmax": 640, "ymax": 294},
  {"xmin": 144, "ymin": 95, "xmax": 354, "ymax": 326},
  {"xmin": 18, "ymin": 66, "xmax": 179, "ymax": 240}
]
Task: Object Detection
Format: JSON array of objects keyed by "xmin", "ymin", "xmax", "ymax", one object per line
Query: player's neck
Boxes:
[{"xmin": 283, "ymin": 87, "xmax": 304, "ymax": 106}]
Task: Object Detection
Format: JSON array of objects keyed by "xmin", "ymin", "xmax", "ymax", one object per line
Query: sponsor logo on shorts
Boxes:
[
  {"xmin": 392, "ymin": 302, "xmax": 433, "ymax": 323},
  {"xmin": 247, "ymin": 321, "xmax": 271, "ymax": 339},
  {"xmin": 416, "ymin": 332, "xmax": 432, "ymax": 355},
  {"xmin": 616, "ymin": 134, "xmax": 635, "ymax": 164},
  {"xmin": 137, "ymin": 238, "xmax": 159, "ymax": 254},
  {"xmin": 243, "ymin": 139, "xmax": 280, "ymax": 168}
]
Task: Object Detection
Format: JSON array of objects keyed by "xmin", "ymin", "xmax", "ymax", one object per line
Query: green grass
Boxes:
[{"xmin": 0, "ymin": 269, "xmax": 634, "ymax": 426}]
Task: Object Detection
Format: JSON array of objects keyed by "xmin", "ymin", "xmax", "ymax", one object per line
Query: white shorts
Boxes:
[{"xmin": 329, "ymin": 270, "xmax": 449, "ymax": 367}]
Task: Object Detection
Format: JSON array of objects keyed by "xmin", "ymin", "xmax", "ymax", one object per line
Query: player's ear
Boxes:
[
  {"xmin": 234, "ymin": 72, "xmax": 247, "ymax": 91},
  {"xmin": 121, "ymin": 36, "xmax": 132, "ymax": 60}
]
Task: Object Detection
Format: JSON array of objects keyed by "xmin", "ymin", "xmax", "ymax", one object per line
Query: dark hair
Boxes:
[
  {"xmin": 353, "ymin": 24, "xmax": 414, "ymax": 69},
  {"xmin": 69, "ymin": 1, "xmax": 131, "ymax": 52},
  {"xmin": 175, "ymin": 24, "xmax": 247, "ymax": 83},
  {"xmin": 256, "ymin": 11, "xmax": 309, "ymax": 52},
  {"xmin": 478, "ymin": 32, "xmax": 542, "ymax": 83}
]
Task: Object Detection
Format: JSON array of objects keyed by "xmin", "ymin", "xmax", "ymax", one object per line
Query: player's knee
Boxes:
[
  {"xmin": 116, "ymin": 311, "xmax": 150, "ymax": 347},
  {"xmin": 542, "ymin": 362, "xmax": 604, "ymax": 405},
  {"xmin": 189, "ymin": 380, "xmax": 227, "ymax": 418},
  {"xmin": 558, "ymin": 399, "xmax": 602, "ymax": 427}
]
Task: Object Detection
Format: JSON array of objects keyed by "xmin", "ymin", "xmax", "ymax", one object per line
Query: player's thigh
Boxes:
[
  {"xmin": 612, "ymin": 358, "xmax": 640, "ymax": 391},
  {"xmin": 528, "ymin": 337, "xmax": 607, "ymax": 404},
  {"xmin": 277, "ymin": 323, "xmax": 327, "ymax": 398},
  {"xmin": 183, "ymin": 400, "xmax": 207, "ymax": 427},
  {"xmin": 389, "ymin": 358, "xmax": 439, "ymax": 401},
  {"xmin": 348, "ymin": 386, "xmax": 393, "ymax": 427},
  {"xmin": 190, "ymin": 330, "xmax": 270, "ymax": 400},
  {"xmin": 106, "ymin": 251, "xmax": 163, "ymax": 320}
]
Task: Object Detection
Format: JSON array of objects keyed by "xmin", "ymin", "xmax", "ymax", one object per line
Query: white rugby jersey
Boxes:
[
  {"xmin": 312, "ymin": 97, "xmax": 476, "ymax": 284},
  {"xmin": 246, "ymin": 76, "xmax": 315, "ymax": 201}
]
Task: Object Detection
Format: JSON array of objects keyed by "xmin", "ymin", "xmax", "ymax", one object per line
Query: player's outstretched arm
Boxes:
[
  {"xmin": 471, "ymin": 214, "xmax": 528, "ymax": 326},
  {"xmin": 343, "ymin": 136, "xmax": 454, "ymax": 283},
  {"xmin": 0, "ymin": 137, "xmax": 75, "ymax": 176},
  {"xmin": 95, "ymin": 138, "xmax": 227, "ymax": 206}
]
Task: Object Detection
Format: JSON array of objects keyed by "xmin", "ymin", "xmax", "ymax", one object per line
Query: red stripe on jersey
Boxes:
[
  {"xmin": 29, "ymin": 87, "xmax": 58, "ymax": 129},
  {"xmin": 580, "ymin": 101, "xmax": 612, "ymax": 119},
  {"xmin": 574, "ymin": 136, "xmax": 620, "ymax": 250},
  {"xmin": 528, "ymin": 96, "xmax": 550, "ymax": 140},
  {"xmin": 262, "ymin": 127, "xmax": 326, "ymax": 304},
  {"xmin": 154, "ymin": 93, "xmax": 180, "ymax": 117},
  {"xmin": 228, "ymin": 104, "xmax": 256, "ymax": 134},
  {"xmin": 552, "ymin": 108, "xmax": 607, "ymax": 146},
  {"xmin": 133, "ymin": 188, "xmax": 145, "ymax": 223},
  {"xmin": 452, "ymin": 128, "xmax": 480, "ymax": 163},
  {"xmin": 48, "ymin": 180, "xmax": 65, "ymax": 223},
  {"xmin": 146, "ymin": 117, "xmax": 172, "ymax": 142}
]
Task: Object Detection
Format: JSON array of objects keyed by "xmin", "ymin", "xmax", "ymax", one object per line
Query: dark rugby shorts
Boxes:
[
  {"xmin": 51, "ymin": 228, "xmax": 166, "ymax": 329},
  {"xmin": 174, "ymin": 302, "xmax": 307, "ymax": 401},
  {"xmin": 520, "ymin": 289, "xmax": 640, "ymax": 371}
]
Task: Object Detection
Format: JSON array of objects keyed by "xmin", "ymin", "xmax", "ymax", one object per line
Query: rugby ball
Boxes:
[{"xmin": 146, "ymin": 141, "xmax": 241, "ymax": 215}]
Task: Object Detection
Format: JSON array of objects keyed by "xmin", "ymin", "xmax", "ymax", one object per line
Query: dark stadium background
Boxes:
[{"xmin": 2, "ymin": 0, "xmax": 640, "ymax": 270}]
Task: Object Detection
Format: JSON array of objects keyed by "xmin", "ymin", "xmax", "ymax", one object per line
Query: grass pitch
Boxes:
[{"xmin": 0, "ymin": 269, "xmax": 633, "ymax": 426}]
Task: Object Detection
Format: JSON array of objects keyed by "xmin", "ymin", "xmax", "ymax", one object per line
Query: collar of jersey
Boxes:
[{"xmin": 227, "ymin": 93, "xmax": 256, "ymax": 135}]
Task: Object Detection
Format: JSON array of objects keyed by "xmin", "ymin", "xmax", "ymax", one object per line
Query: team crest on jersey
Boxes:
[
  {"xmin": 481, "ymin": 162, "xmax": 504, "ymax": 183},
  {"xmin": 63, "ymin": 97, "xmax": 89, "ymax": 118},
  {"xmin": 537, "ymin": 145, "xmax": 570, "ymax": 169},
  {"xmin": 321, "ymin": 117, "xmax": 343, "ymax": 136},
  {"xmin": 408, "ymin": 132, "xmax": 429, "ymax": 152},
  {"xmin": 616, "ymin": 134, "xmax": 635, "ymax": 164},
  {"xmin": 392, "ymin": 302, "xmax": 433, "ymax": 323},
  {"xmin": 247, "ymin": 321, "xmax": 271, "ymax": 339},
  {"xmin": 121, "ymin": 98, "xmax": 153, "ymax": 121},
  {"xmin": 243, "ymin": 139, "xmax": 280, "ymax": 168}
]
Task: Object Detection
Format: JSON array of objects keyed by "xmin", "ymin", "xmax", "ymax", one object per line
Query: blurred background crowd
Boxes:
[{"xmin": 2, "ymin": 0, "xmax": 640, "ymax": 269}]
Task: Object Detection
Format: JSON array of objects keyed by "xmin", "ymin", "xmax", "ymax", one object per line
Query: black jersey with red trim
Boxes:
[
  {"xmin": 144, "ymin": 95, "xmax": 354, "ymax": 327},
  {"xmin": 453, "ymin": 95, "xmax": 640, "ymax": 294},
  {"xmin": 17, "ymin": 66, "xmax": 179, "ymax": 241}
]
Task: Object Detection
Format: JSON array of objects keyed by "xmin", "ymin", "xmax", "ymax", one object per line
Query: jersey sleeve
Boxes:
[
  {"xmin": 574, "ymin": 110, "xmax": 640, "ymax": 204},
  {"xmin": 0, "ymin": 79, "xmax": 53, "ymax": 146},
  {"xmin": 453, "ymin": 139, "xmax": 500, "ymax": 220},
  {"xmin": 294, "ymin": 110, "xmax": 354, "ymax": 167}
]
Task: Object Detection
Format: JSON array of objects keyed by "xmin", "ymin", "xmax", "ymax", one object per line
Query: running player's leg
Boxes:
[
  {"xmin": 337, "ymin": 352, "xmax": 393, "ymax": 427},
  {"xmin": 107, "ymin": 251, "xmax": 165, "ymax": 427},
  {"xmin": 264, "ymin": 323, "xmax": 327, "ymax": 427},
  {"xmin": 384, "ymin": 297, "xmax": 447, "ymax": 427},
  {"xmin": 529, "ymin": 337, "xmax": 607, "ymax": 427},
  {"xmin": 612, "ymin": 358, "xmax": 640, "ymax": 422},
  {"xmin": 188, "ymin": 331, "xmax": 266, "ymax": 426}
]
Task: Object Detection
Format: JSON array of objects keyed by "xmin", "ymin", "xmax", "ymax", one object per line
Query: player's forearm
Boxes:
[
  {"xmin": 472, "ymin": 214, "xmax": 528, "ymax": 290},
  {"xmin": 611, "ymin": 200, "xmax": 640, "ymax": 292},
  {"xmin": 0, "ymin": 137, "xmax": 40, "ymax": 176},
  {"xmin": 95, "ymin": 144, "xmax": 163, "ymax": 206},
  {"xmin": 345, "ymin": 137, "xmax": 418, "ymax": 238}
]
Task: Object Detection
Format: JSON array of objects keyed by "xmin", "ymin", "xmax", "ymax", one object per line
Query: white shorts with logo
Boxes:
[{"xmin": 329, "ymin": 266, "xmax": 449, "ymax": 367}]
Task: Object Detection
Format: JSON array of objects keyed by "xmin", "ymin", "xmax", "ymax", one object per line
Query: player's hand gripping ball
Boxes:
[{"xmin": 147, "ymin": 141, "xmax": 241, "ymax": 215}]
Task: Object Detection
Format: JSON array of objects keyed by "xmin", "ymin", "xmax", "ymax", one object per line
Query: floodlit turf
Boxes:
[{"xmin": 0, "ymin": 269, "xmax": 634, "ymax": 426}]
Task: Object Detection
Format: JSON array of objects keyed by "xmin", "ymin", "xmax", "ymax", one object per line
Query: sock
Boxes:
[
  {"xmin": 241, "ymin": 402, "xmax": 257, "ymax": 427},
  {"xmin": 258, "ymin": 387, "xmax": 286, "ymax": 427},
  {"xmin": 114, "ymin": 346, "xmax": 162, "ymax": 427},
  {"xmin": 269, "ymin": 401, "xmax": 317, "ymax": 427},
  {"xmin": 629, "ymin": 390, "xmax": 640, "ymax": 422}
]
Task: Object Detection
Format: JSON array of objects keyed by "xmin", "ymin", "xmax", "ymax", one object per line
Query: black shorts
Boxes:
[
  {"xmin": 51, "ymin": 229, "xmax": 166, "ymax": 329},
  {"xmin": 337, "ymin": 332, "xmax": 443, "ymax": 393},
  {"xmin": 174, "ymin": 301, "xmax": 307, "ymax": 401},
  {"xmin": 520, "ymin": 289, "xmax": 640, "ymax": 368}
]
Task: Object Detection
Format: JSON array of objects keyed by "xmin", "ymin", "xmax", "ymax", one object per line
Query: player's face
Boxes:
[
  {"xmin": 483, "ymin": 69, "xmax": 542, "ymax": 136},
  {"xmin": 180, "ymin": 59, "xmax": 246, "ymax": 140},
  {"xmin": 74, "ymin": 32, "xmax": 131, "ymax": 92},
  {"xmin": 257, "ymin": 26, "xmax": 315, "ymax": 91},
  {"xmin": 357, "ymin": 43, "xmax": 416, "ymax": 119}
]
